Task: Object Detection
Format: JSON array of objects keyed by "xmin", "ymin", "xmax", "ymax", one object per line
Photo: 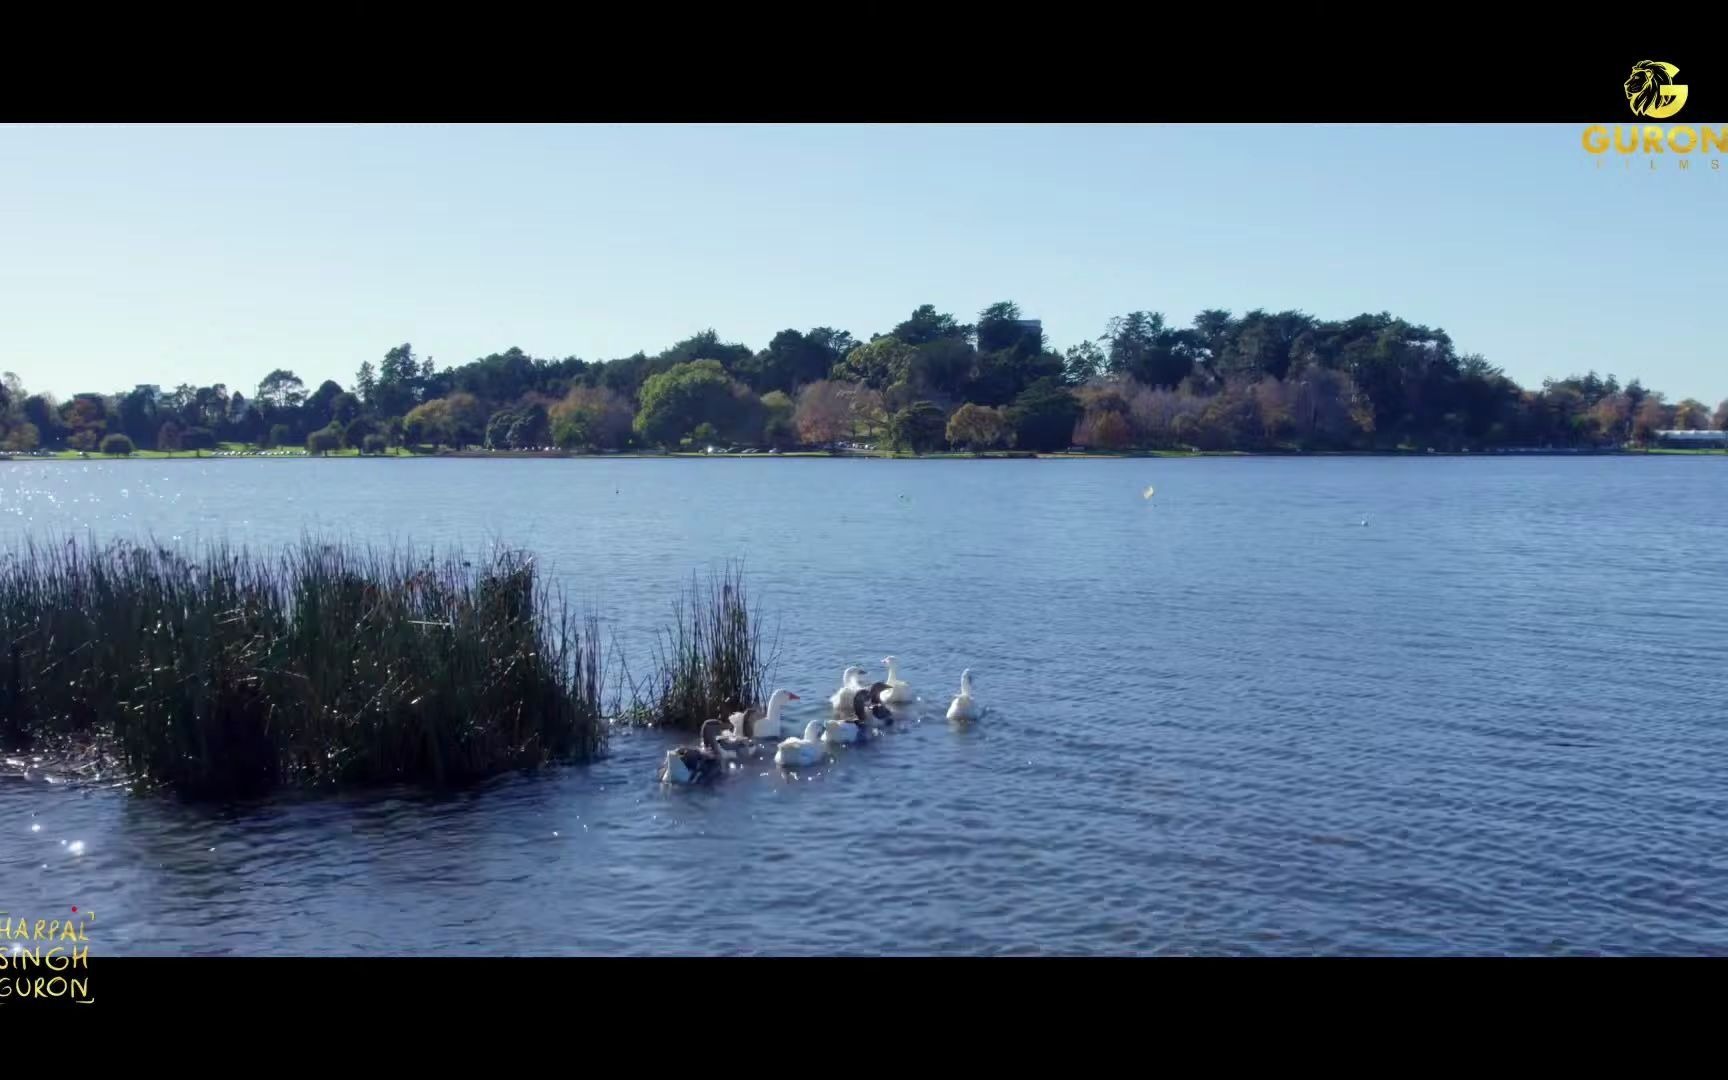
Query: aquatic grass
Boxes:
[
  {"xmin": 0, "ymin": 536, "xmax": 606, "ymax": 800},
  {"xmin": 632, "ymin": 561, "xmax": 780, "ymax": 732}
]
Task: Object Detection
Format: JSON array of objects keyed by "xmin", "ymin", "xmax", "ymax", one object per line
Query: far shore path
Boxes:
[{"xmin": 4, "ymin": 447, "xmax": 1717, "ymax": 463}]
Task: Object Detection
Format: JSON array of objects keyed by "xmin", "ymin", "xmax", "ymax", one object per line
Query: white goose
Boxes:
[
  {"xmin": 827, "ymin": 666, "xmax": 870, "ymax": 712},
  {"xmin": 731, "ymin": 689, "xmax": 801, "ymax": 740},
  {"xmin": 879, "ymin": 656, "xmax": 915, "ymax": 705},
  {"xmin": 945, "ymin": 669, "xmax": 978, "ymax": 723},
  {"xmin": 774, "ymin": 719, "xmax": 829, "ymax": 769},
  {"xmin": 823, "ymin": 712, "xmax": 863, "ymax": 745}
]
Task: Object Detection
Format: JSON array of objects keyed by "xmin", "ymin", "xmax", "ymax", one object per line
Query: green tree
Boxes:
[
  {"xmin": 831, "ymin": 337, "xmax": 916, "ymax": 390},
  {"xmin": 266, "ymin": 423, "xmax": 292, "ymax": 449},
  {"xmin": 402, "ymin": 394, "xmax": 483, "ymax": 448},
  {"xmin": 657, "ymin": 329, "xmax": 753, "ymax": 371},
  {"xmin": 737, "ymin": 329, "xmax": 844, "ymax": 394},
  {"xmin": 945, "ymin": 403, "xmax": 1013, "ymax": 450},
  {"xmin": 0, "ymin": 373, "xmax": 16, "ymax": 447},
  {"xmin": 1213, "ymin": 309, "xmax": 1313, "ymax": 382},
  {"xmin": 1063, "ymin": 341, "xmax": 1106, "ymax": 385},
  {"xmin": 551, "ymin": 386, "xmax": 633, "ymax": 451},
  {"xmin": 354, "ymin": 361, "xmax": 377, "ymax": 405},
  {"xmin": 1008, "ymin": 378, "xmax": 1081, "ymax": 452},
  {"xmin": 344, "ymin": 416, "xmax": 377, "ymax": 449},
  {"xmin": 362, "ymin": 433, "xmax": 389, "ymax": 455},
  {"xmin": 975, "ymin": 301, "xmax": 1042, "ymax": 354},
  {"xmin": 157, "ymin": 420, "xmax": 183, "ymax": 452},
  {"xmin": 1715, "ymin": 399, "xmax": 1728, "ymax": 432},
  {"xmin": 634, "ymin": 360, "xmax": 751, "ymax": 447},
  {"xmin": 754, "ymin": 330, "xmax": 850, "ymax": 394},
  {"xmin": 485, "ymin": 409, "xmax": 515, "ymax": 450},
  {"xmin": 1674, "ymin": 399, "xmax": 1711, "ymax": 430},
  {"xmin": 1589, "ymin": 393, "xmax": 1632, "ymax": 445},
  {"xmin": 1633, "ymin": 395, "xmax": 1670, "ymax": 443},
  {"xmin": 22, "ymin": 396, "xmax": 61, "ymax": 446},
  {"xmin": 62, "ymin": 394, "xmax": 108, "ymax": 451},
  {"xmin": 891, "ymin": 304, "xmax": 971, "ymax": 347},
  {"xmin": 443, "ymin": 393, "xmax": 486, "ymax": 447},
  {"xmin": 255, "ymin": 369, "xmax": 307, "ymax": 411},
  {"xmin": 596, "ymin": 351, "xmax": 654, "ymax": 399},
  {"xmin": 403, "ymin": 399, "xmax": 449, "ymax": 448},
  {"xmin": 331, "ymin": 392, "xmax": 362, "ymax": 427},
  {"xmin": 1104, "ymin": 312, "xmax": 1197, "ymax": 389},
  {"xmin": 303, "ymin": 380, "xmax": 344, "ymax": 433},
  {"xmin": 762, "ymin": 390, "xmax": 796, "ymax": 447},
  {"xmin": 100, "ymin": 433, "xmax": 134, "ymax": 456},
  {"xmin": 886, "ymin": 401, "xmax": 948, "ymax": 454},
  {"xmin": 3, "ymin": 422, "xmax": 40, "ymax": 453},
  {"xmin": 1190, "ymin": 308, "xmax": 1238, "ymax": 372},
  {"xmin": 509, "ymin": 403, "xmax": 550, "ymax": 449},
  {"xmin": 906, "ymin": 337, "xmax": 975, "ymax": 398},
  {"xmin": 306, "ymin": 426, "xmax": 342, "ymax": 455},
  {"xmin": 372, "ymin": 345, "xmax": 419, "ymax": 418},
  {"xmin": 484, "ymin": 403, "xmax": 552, "ymax": 450},
  {"xmin": 193, "ymin": 384, "xmax": 230, "ymax": 430},
  {"xmin": 228, "ymin": 403, "xmax": 264, "ymax": 446},
  {"xmin": 117, "ymin": 386, "xmax": 160, "ymax": 446},
  {"xmin": 968, "ymin": 346, "xmax": 1065, "ymax": 407}
]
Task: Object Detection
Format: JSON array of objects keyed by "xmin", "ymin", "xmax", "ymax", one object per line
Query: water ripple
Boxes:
[{"xmin": 2, "ymin": 456, "xmax": 1726, "ymax": 953}]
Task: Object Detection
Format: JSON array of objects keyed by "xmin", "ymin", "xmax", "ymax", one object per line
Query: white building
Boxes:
[{"xmin": 1655, "ymin": 429, "xmax": 1728, "ymax": 447}]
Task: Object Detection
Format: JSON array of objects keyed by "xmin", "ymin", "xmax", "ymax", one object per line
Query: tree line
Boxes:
[{"xmin": 3, "ymin": 303, "xmax": 1723, "ymax": 457}]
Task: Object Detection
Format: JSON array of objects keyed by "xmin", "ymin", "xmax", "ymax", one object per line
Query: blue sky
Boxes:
[{"xmin": 0, "ymin": 123, "xmax": 1721, "ymax": 404}]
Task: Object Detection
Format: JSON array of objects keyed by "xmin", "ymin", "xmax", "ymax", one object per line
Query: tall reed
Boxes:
[
  {"xmin": 633, "ymin": 560, "xmax": 780, "ymax": 731},
  {"xmin": 0, "ymin": 537, "xmax": 605, "ymax": 800}
]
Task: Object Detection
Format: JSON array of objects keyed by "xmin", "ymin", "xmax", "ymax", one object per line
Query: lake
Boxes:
[{"xmin": 2, "ymin": 455, "xmax": 1725, "ymax": 955}]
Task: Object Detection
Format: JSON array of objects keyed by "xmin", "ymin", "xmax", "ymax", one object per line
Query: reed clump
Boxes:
[
  {"xmin": 0, "ymin": 537, "xmax": 605, "ymax": 800},
  {"xmin": 630, "ymin": 560, "xmax": 780, "ymax": 732}
]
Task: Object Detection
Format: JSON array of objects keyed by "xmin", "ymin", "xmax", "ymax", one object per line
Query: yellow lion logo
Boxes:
[{"xmin": 1625, "ymin": 60, "xmax": 1688, "ymax": 119}]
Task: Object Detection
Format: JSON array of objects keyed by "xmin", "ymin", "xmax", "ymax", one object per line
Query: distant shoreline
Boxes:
[{"xmin": 4, "ymin": 447, "xmax": 1722, "ymax": 463}]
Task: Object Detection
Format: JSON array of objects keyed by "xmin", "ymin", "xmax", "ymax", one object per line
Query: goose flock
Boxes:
[{"xmin": 657, "ymin": 656, "xmax": 979, "ymax": 785}]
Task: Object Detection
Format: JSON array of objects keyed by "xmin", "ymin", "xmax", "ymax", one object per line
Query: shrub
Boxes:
[
  {"xmin": 0, "ymin": 538, "xmax": 606, "ymax": 800},
  {"xmin": 306, "ymin": 427, "xmax": 342, "ymax": 455}
]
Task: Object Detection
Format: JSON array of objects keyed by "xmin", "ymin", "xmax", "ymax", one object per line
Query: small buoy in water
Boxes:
[
  {"xmin": 1359, "ymin": 516, "xmax": 1369, "ymax": 527},
  {"xmin": 1143, "ymin": 485, "xmax": 1156, "ymax": 499}
]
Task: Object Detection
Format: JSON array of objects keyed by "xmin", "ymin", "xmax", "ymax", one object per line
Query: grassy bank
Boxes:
[{"xmin": 0, "ymin": 539, "xmax": 605, "ymax": 800}]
